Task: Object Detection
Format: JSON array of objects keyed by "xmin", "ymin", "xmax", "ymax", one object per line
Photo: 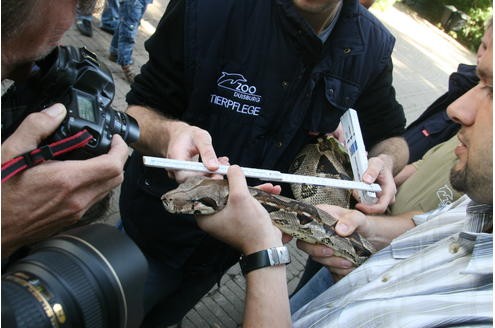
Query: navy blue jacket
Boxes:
[
  {"xmin": 122, "ymin": 0, "xmax": 406, "ymax": 266},
  {"xmin": 403, "ymin": 64, "xmax": 478, "ymax": 163}
]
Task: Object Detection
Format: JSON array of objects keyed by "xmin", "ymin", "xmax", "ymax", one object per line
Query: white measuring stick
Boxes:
[
  {"xmin": 143, "ymin": 156, "xmax": 381, "ymax": 192},
  {"xmin": 341, "ymin": 108, "xmax": 378, "ymax": 204}
]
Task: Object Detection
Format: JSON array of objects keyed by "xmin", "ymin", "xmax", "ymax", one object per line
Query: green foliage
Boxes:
[
  {"xmin": 454, "ymin": 6, "xmax": 493, "ymax": 51},
  {"xmin": 442, "ymin": 0, "xmax": 492, "ymax": 14},
  {"xmin": 400, "ymin": 0, "xmax": 492, "ymax": 51}
]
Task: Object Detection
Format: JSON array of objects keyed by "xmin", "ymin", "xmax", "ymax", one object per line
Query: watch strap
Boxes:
[{"xmin": 239, "ymin": 246, "xmax": 290, "ymax": 275}]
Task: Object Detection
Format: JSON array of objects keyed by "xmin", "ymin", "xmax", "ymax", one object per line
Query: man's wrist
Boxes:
[
  {"xmin": 241, "ymin": 236, "xmax": 283, "ymax": 255},
  {"xmin": 239, "ymin": 246, "xmax": 290, "ymax": 275},
  {"xmin": 376, "ymin": 153, "xmax": 394, "ymax": 171}
]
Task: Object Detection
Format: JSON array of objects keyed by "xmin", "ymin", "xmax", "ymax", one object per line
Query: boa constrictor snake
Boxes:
[{"xmin": 162, "ymin": 136, "xmax": 376, "ymax": 266}]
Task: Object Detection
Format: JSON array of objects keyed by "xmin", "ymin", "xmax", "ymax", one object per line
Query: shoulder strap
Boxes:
[{"xmin": 1, "ymin": 130, "xmax": 93, "ymax": 182}]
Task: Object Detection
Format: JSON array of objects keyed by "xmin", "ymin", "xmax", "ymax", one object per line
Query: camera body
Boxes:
[{"xmin": 36, "ymin": 46, "xmax": 139, "ymax": 158}]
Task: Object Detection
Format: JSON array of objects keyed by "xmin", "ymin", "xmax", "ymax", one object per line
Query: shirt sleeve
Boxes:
[
  {"xmin": 411, "ymin": 195, "xmax": 470, "ymax": 225},
  {"xmin": 126, "ymin": 0, "xmax": 187, "ymax": 119},
  {"xmin": 412, "ymin": 138, "xmax": 451, "ymax": 170},
  {"xmin": 412, "ymin": 211, "xmax": 434, "ymax": 226}
]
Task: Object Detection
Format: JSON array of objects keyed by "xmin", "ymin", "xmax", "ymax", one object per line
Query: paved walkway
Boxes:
[{"xmin": 61, "ymin": 2, "xmax": 475, "ymax": 327}]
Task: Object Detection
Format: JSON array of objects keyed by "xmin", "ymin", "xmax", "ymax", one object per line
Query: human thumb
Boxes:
[
  {"xmin": 34, "ymin": 103, "xmax": 67, "ymax": 140},
  {"xmin": 42, "ymin": 103, "xmax": 67, "ymax": 119},
  {"xmin": 335, "ymin": 220, "xmax": 356, "ymax": 237},
  {"xmin": 1, "ymin": 104, "xmax": 67, "ymax": 161}
]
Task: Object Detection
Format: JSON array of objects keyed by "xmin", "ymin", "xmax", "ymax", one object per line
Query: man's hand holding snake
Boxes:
[
  {"xmin": 297, "ymin": 204, "xmax": 417, "ymax": 278},
  {"xmin": 194, "ymin": 166, "xmax": 283, "ymax": 255},
  {"xmin": 296, "ymin": 205, "xmax": 369, "ymax": 277}
]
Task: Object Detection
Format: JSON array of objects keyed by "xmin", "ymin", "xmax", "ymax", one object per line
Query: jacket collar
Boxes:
[{"xmin": 274, "ymin": 0, "xmax": 365, "ymax": 61}]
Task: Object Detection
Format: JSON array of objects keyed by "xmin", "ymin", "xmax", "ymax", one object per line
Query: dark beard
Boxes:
[
  {"xmin": 450, "ymin": 166, "xmax": 468, "ymax": 194},
  {"xmin": 450, "ymin": 163, "xmax": 493, "ymax": 204}
]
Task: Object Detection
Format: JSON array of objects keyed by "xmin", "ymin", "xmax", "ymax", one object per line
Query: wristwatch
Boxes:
[{"xmin": 239, "ymin": 246, "xmax": 291, "ymax": 275}]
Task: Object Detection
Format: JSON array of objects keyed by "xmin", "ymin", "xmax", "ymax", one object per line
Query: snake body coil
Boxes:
[{"xmin": 162, "ymin": 176, "xmax": 375, "ymax": 266}]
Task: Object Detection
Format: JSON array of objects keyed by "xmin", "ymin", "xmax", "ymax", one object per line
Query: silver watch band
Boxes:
[{"xmin": 266, "ymin": 246, "xmax": 291, "ymax": 265}]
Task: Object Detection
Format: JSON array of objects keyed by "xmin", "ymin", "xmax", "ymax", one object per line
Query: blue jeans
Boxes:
[
  {"xmin": 76, "ymin": 0, "xmax": 119, "ymax": 28},
  {"xmin": 76, "ymin": 10, "xmax": 92, "ymax": 22},
  {"xmin": 290, "ymin": 267, "xmax": 335, "ymax": 314},
  {"xmin": 110, "ymin": 0, "xmax": 152, "ymax": 66},
  {"xmin": 101, "ymin": 0, "xmax": 120, "ymax": 30}
]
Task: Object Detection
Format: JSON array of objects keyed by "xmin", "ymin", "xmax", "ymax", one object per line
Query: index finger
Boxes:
[
  {"xmin": 296, "ymin": 239, "xmax": 335, "ymax": 257},
  {"xmin": 107, "ymin": 135, "xmax": 131, "ymax": 166},
  {"xmin": 65, "ymin": 139, "xmax": 128, "ymax": 181},
  {"xmin": 194, "ymin": 130, "xmax": 219, "ymax": 171}
]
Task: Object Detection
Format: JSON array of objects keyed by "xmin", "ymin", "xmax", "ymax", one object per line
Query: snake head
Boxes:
[
  {"xmin": 162, "ymin": 196, "xmax": 220, "ymax": 215},
  {"xmin": 161, "ymin": 176, "xmax": 229, "ymax": 215}
]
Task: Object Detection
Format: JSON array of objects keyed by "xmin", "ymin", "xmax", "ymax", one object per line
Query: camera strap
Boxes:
[{"xmin": 1, "ymin": 130, "xmax": 93, "ymax": 183}]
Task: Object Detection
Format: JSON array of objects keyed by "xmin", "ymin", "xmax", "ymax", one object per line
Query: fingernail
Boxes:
[
  {"xmin": 42, "ymin": 104, "xmax": 66, "ymax": 118},
  {"xmin": 337, "ymin": 222, "xmax": 348, "ymax": 234},
  {"xmin": 321, "ymin": 247, "xmax": 333, "ymax": 256},
  {"xmin": 363, "ymin": 174, "xmax": 373, "ymax": 183},
  {"xmin": 341, "ymin": 260, "xmax": 353, "ymax": 268},
  {"xmin": 208, "ymin": 155, "xmax": 219, "ymax": 165}
]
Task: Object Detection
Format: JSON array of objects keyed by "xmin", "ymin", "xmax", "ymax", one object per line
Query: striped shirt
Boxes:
[{"xmin": 292, "ymin": 195, "xmax": 493, "ymax": 328}]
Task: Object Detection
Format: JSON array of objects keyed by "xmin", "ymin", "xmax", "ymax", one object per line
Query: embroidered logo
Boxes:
[
  {"xmin": 436, "ymin": 184, "xmax": 455, "ymax": 206},
  {"xmin": 210, "ymin": 71, "xmax": 262, "ymax": 116},
  {"xmin": 217, "ymin": 72, "xmax": 248, "ymax": 89}
]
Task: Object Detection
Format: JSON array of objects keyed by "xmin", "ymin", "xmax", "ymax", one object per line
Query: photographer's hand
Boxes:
[
  {"xmin": 2, "ymin": 104, "xmax": 67, "ymax": 159},
  {"xmin": 1, "ymin": 104, "xmax": 128, "ymax": 258}
]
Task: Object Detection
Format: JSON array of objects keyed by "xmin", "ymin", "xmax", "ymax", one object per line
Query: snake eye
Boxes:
[
  {"xmin": 198, "ymin": 197, "xmax": 218, "ymax": 210},
  {"xmin": 296, "ymin": 213, "xmax": 312, "ymax": 225}
]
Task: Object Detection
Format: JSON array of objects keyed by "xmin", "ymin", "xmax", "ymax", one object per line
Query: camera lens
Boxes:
[
  {"xmin": 106, "ymin": 109, "xmax": 140, "ymax": 145},
  {"xmin": 2, "ymin": 224, "xmax": 147, "ymax": 328}
]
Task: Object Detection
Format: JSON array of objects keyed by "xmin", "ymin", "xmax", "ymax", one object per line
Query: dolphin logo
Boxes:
[{"xmin": 217, "ymin": 72, "xmax": 247, "ymax": 87}]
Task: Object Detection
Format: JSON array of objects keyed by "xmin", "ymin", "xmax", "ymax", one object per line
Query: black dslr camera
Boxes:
[
  {"xmin": 3, "ymin": 45, "xmax": 139, "ymax": 159},
  {"xmin": 1, "ymin": 47, "xmax": 146, "ymax": 327}
]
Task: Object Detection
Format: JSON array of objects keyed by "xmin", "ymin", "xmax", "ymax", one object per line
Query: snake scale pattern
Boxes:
[{"xmin": 161, "ymin": 136, "xmax": 375, "ymax": 266}]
